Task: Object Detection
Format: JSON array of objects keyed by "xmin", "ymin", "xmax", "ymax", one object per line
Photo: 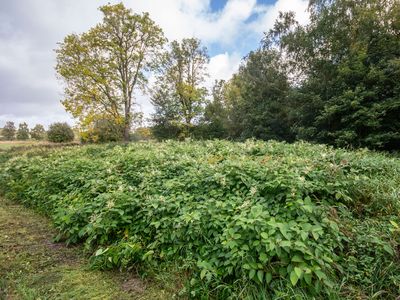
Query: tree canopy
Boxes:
[
  {"xmin": 198, "ymin": 0, "xmax": 399, "ymax": 150},
  {"xmin": 53, "ymin": 0, "xmax": 399, "ymax": 150},
  {"xmin": 16, "ymin": 122, "xmax": 30, "ymax": 140},
  {"xmin": 56, "ymin": 3, "xmax": 166, "ymax": 141},
  {"xmin": 2, "ymin": 122, "xmax": 16, "ymax": 141},
  {"xmin": 30, "ymin": 124, "xmax": 46, "ymax": 140},
  {"xmin": 151, "ymin": 38, "xmax": 209, "ymax": 139}
]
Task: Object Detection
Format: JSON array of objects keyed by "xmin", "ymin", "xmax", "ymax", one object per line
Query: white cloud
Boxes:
[
  {"xmin": 0, "ymin": 0, "xmax": 310, "ymax": 127},
  {"xmin": 250, "ymin": 0, "xmax": 309, "ymax": 32},
  {"xmin": 207, "ymin": 52, "xmax": 242, "ymax": 87}
]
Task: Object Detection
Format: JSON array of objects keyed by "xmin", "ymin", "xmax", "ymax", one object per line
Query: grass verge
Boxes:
[{"xmin": 0, "ymin": 198, "xmax": 178, "ymax": 300}]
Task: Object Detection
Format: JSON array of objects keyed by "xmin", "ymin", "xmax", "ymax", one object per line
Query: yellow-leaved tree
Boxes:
[{"xmin": 56, "ymin": 3, "xmax": 166, "ymax": 141}]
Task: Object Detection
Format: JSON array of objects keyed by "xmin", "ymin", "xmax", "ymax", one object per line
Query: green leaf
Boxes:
[
  {"xmin": 304, "ymin": 273, "xmax": 312, "ymax": 285},
  {"xmin": 257, "ymin": 270, "xmax": 264, "ymax": 283},
  {"xmin": 279, "ymin": 224, "xmax": 291, "ymax": 240},
  {"xmin": 291, "ymin": 255, "xmax": 303, "ymax": 262},
  {"xmin": 290, "ymin": 270, "xmax": 299, "ymax": 286},
  {"xmin": 266, "ymin": 272, "xmax": 273, "ymax": 284},
  {"xmin": 294, "ymin": 267, "xmax": 303, "ymax": 278},
  {"xmin": 249, "ymin": 269, "xmax": 256, "ymax": 279},
  {"xmin": 259, "ymin": 252, "xmax": 268, "ymax": 263},
  {"xmin": 314, "ymin": 270, "xmax": 326, "ymax": 280},
  {"xmin": 300, "ymin": 231, "xmax": 308, "ymax": 241}
]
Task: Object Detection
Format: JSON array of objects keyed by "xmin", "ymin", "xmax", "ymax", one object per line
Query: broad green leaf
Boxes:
[
  {"xmin": 259, "ymin": 252, "xmax": 268, "ymax": 263},
  {"xmin": 291, "ymin": 255, "xmax": 304, "ymax": 262},
  {"xmin": 249, "ymin": 269, "xmax": 256, "ymax": 279},
  {"xmin": 257, "ymin": 270, "xmax": 264, "ymax": 283},
  {"xmin": 266, "ymin": 272, "xmax": 273, "ymax": 284},
  {"xmin": 294, "ymin": 267, "xmax": 303, "ymax": 278},
  {"xmin": 290, "ymin": 270, "xmax": 299, "ymax": 286}
]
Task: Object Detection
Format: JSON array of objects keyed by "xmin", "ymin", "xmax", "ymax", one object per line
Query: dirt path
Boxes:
[{"xmin": 0, "ymin": 198, "xmax": 171, "ymax": 300}]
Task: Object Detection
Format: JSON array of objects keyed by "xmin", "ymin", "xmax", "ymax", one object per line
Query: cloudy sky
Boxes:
[{"xmin": 0, "ymin": 0, "xmax": 309, "ymax": 128}]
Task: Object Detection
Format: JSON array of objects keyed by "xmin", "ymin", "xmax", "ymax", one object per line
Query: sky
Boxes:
[{"xmin": 0, "ymin": 0, "xmax": 309, "ymax": 128}]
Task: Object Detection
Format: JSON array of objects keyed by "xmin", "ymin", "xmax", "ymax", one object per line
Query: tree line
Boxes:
[
  {"xmin": 1, "ymin": 121, "xmax": 74, "ymax": 143},
  {"xmin": 51, "ymin": 0, "xmax": 399, "ymax": 150}
]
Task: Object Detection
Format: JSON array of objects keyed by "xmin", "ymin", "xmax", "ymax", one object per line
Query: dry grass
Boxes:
[{"xmin": 0, "ymin": 141, "xmax": 50, "ymax": 150}]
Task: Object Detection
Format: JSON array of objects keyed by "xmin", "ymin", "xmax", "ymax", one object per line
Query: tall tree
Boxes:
[
  {"xmin": 265, "ymin": 0, "xmax": 400, "ymax": 149},
  {"xmin": 221, "ymin": 49, "xmax": 294, "ymax": 141},
  {"xmin": 16, "ymin": 122, "xmax": 30, "ymax": 140},
  {"xmin": 30, "ymin": 124, "xmax": 46, "ymax": 140},
  {"xmin": 2, "ymin": 121, "xmax": 16, "ymax": 140},
  {"xmin": 151, "ymin": 38, "xmax": 209, "ymax": 139},
  {"xmin": 56, "ymin": 3, "xmax": 166, "ymax": 141},
  {"xmin": 199, "ymin": 80, "xmax": 230, "ymax": 139}
]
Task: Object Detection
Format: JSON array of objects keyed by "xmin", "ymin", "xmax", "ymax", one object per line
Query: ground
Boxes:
[
  {"xmin": 0, "ymin": 141, "xmax": 48, "ymax": 151},
  {"xmin": 0, "ymin": 198, "xmax": 176, "ymax": 300}
]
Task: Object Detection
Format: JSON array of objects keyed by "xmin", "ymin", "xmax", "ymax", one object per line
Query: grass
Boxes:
[
  {"xmin": 0, "ymin": 197, "xmax": 178, "ymax": 300},
  {"xmin": 0, "ymin": 141, "xmax": 49, "ymax": 151}
]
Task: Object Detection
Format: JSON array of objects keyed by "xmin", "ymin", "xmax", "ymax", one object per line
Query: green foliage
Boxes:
[
  {"xmin": 130, "ymin": 127, "xmax": 153, "ymax": 142},
  {"xmin": 223, "ymin": 50, "xmax": 295, "ymax": 141},
  {"xmin": 198, "ymin": 80, "xmax": 230, "ymax": 139},
  {"xmin": 81, "ymin": 119, "xmax": 124, "ymax": 143},
  {"xmin": 264, "ymin": 0, "xmax": 400, "ymax": 150},
  {"xmin": 55, "ymin": 3, "xmax": 166, "ymax": 141},
  {"xmin": 16, "ymin": 122, "xmax": 30, "ymax": 140},
  {"xmin": 47, "ymin": 122, "xmax": 74, "ymax": 143},
  {"xmin": 2, "ymin": 121, "xmax": 16, "ymax": 140},
  {"xmin": 151, "ymin": 38, "xmax": 209, "ymax": 139},
  {"xmin": 0, "ymin": 141, "xmax": 399, "ymax": 298},
  {"xmin": 30, "ymin": 124, "xmax": 46, "ymax": 140}
]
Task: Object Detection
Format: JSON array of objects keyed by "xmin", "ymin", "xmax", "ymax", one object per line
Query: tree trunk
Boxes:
[
  {"xmin": 123, "ymin": 123, "xmax": 130, "ymax": 142},
  {"xmin": 123, "ymin": 106, "xmax": 131, "ymax": 142}
]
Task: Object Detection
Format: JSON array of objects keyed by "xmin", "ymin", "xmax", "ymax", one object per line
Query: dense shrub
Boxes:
[
  {"xmin": 47, "ymin": 122, "xmax": 74, "ymax": 143},
  {"xmin": 81, "ymin": 119, "xmax": 124, "ymax": 143},
  {"xmin": 0, "ymin": 141, "xmax": 399, "ymax": 298}
]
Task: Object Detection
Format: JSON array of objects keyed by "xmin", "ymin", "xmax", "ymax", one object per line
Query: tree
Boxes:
[
  {"xmin": 131, "ymin": 127, "xmax": 153, "ymax": 141},
  {"xmin": 151, "ymin": 38, "xmax": 209, "ymax": 139},
  {"xmin": 197, "ymin": 80, "xmax": 229, "ymax": 139},
  {"xmin": 265, "ymin": 0, "xmax": 400, "ymax": 149},
  {"xmin": 16, "ymin": 122, "xmax": 30, "ymax": 140},
  {"xmin": 81, "ymin": 118, "xmax": 124, "ymax": 143},
  {"xmin": 47, "ymin": 122, "xmax": 74, "ymax": 143},
  {"xmin": 220, "ymin": 49, "xmax": 294, "ymax": 142},
  {"xmin": 30, "ymin": 124, "xmax": 46, "ymax": 140},
  {"xmin": 56, "ymin": 3, "xmax": 166, "ymax": 141},
  {"xmin": 2, "ymin": 121, "xmax": 16, "ymax": 140}
]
